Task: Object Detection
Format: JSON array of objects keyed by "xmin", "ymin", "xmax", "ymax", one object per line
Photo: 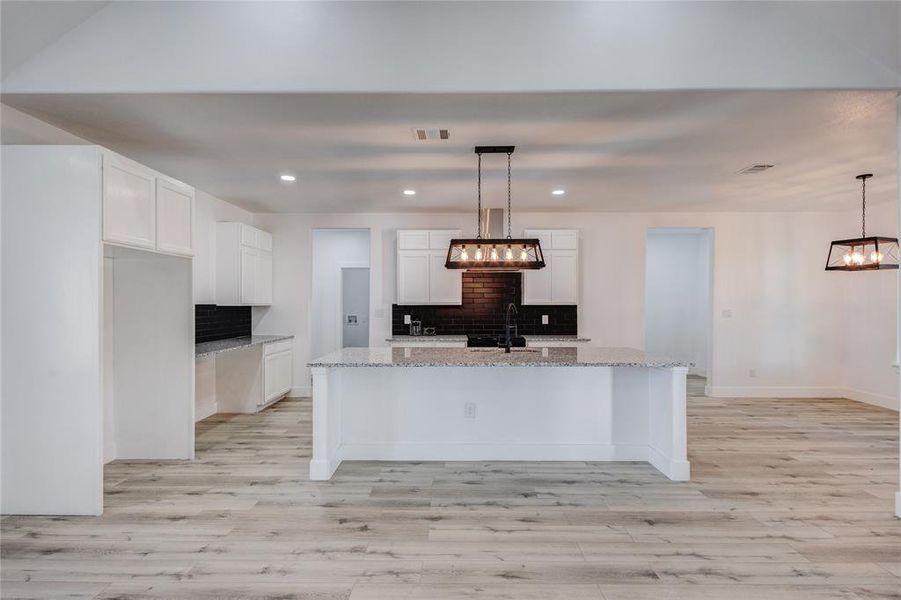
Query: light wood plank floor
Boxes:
[{"xmin": 2, "ymin": 377, "xmax": 899, "ymax": 599}]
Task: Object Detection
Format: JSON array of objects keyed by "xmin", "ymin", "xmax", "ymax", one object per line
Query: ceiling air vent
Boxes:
[
  {"xmin": 738, "ymin": 163, "xmax": 776, "ymax": 174},
  {"xmin": 413, "ymin": 128, "xmax": 450, "ymax": 141}
]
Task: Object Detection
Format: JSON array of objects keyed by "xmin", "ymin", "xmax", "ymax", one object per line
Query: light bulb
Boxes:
[
  {"xmin": 843, "ymin": 253, "xmax": 853, "ymax": 265},
  {"xmin": 505, "ymin": 246, "xmax": 514, "ymax": 260},
  {"xmin": 475, "ymin": 247, "xmax": 483, "ymax": 261},
  {"xmin": 490, "ymin": 247, "xmax": 498, "ymax": 260},
  {"xmin": 520, "ymin": 249, "xmax": 528, "ymax": 261},
  {"xmin": 460, "ymin": 246, "xmax": 469, "ymax": 261},
  {"xmin": 871, "ymin": 250, "xmax": 883, "ymax": 263},
  {"xmin": 852, "ymin": 251, "xmax": 864, "ymax": 265}
]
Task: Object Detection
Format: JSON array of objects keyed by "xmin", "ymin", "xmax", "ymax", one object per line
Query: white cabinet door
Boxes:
[
  {"xmin": 551, "ymin": 250, "xmax": 578, "ymax": 304},
  {"xmin": 428, "ymin": 230, "xmax": 459, "ymax": 251},
  {"xmin": 428, "ymin": 251, "xmax": 462, "ymax": 304},
  {"xmin": 397, "ymin": 251, "xmax": 430, "ymax": 304},
  {"xmin": 103, "ymin": 154, "xmax": 156, "ymax": 249},
  {"xmin": 155, "ymin": 177, "xmax": 193, "ymax": 256},
  {"xmin": 398, "ymin": 230, "xmax": 430, "ymax": 250},
  {"xmin": 257, "ymin": 251, "xmax": 273, "ymax": 305},
  {"xmin": 523, "ymin": 256, "xmax": 554, "ymax": 304},
  {"xmin": 240, "ymin": 247, "xmax": 256, "ymax": 304},
  {"xmin": 263, "ymin": 350, "xmax": 292, "ymax": 404}
]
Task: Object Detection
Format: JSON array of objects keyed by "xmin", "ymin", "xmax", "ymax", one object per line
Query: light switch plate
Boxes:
[
  {"xmin": 542, "ymin": 315, "xmax": 549, "ymax": 325},
  {"xmin": 722, "ymin": 309, "xmax": 733, "ymax": 319},
  {"xmin": 404, "ymin": 314, "xmax": 411, "ymax": 324}
]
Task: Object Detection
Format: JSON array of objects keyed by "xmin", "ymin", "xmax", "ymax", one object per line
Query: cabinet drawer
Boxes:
[{"xmin": 264, "ymin": 339, "xmax": 293, "ymax": 356}]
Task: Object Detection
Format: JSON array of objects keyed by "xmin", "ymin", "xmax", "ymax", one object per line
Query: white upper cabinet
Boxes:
[
  {"xmin": 155, "ymin": 176, "xmax": 194, "ymax": 256},
  {"xmin": 103, "ymin": 154, "xmax": 156, "ymax": 250},
  {"xmin": 217, "ymin": 222, "xmax": 274, "ymax": 306},
  {"xmin": 522, "ymin": 229, "xmax": 579, "ymax": 305},
  {"xmin": 102, "ymin": 151, "xmax": 194, "ymax": 257},
  {"xmin": 396, "ymin": 230, "xmax": 462, "ymax": 305}
]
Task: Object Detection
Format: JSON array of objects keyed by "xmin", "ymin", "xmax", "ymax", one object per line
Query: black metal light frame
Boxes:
[
  {"xmin": 825, "ymin": 174, "xmax": 899, "ymax": 271},
  {"xmin": 445, "ymin": 146, "xmax": 546, "ymax": 270}
]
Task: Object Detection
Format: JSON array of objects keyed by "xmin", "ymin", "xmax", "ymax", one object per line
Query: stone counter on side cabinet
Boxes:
[{"xmin": 307, "ymin": 346, "xmax": 691, "ymax": 483}]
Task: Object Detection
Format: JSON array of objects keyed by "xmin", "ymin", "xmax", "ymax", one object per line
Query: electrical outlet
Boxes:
[
  {"xmin": 542, "ymin": 315, "xmax": 549, "ymax": 325},
  {"xmin": 749, "ymin": 368, "xmax": 757, "ymax": 378},
  {"xmin": 722, "ymin": 309, "xmax": 733, "ymax": 319},
  {"xmin": 464, "ymin": 402, "xmax": 476, "ymax": 419},
  {"xmin": 404, "ymin": 314, "xmax": 411, "ymax": 325}
]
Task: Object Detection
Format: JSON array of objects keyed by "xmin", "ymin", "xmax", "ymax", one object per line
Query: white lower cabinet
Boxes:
[{"xmin": 263, "ymin": 346, "xmax": 293, "ymax": 405}]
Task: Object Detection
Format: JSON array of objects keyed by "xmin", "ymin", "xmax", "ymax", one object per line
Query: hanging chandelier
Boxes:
[
  {"xmin": 445, "ymin": 146, "xmax": 545, "ymax": 270},
  {"xmin": 825, "ymin": 173, "xmax": 899, "ymax": 271}
]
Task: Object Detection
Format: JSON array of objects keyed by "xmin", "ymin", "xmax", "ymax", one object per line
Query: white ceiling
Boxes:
[
  {"xmin": 1, "ymin": 90, "xmax": 896, "ymax": 214},
  {"xmin": 0, "ymin": 1, "xmax": 108, "ymax": 77}
]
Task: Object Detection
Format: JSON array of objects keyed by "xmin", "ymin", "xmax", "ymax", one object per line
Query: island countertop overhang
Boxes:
[{"xmin": 308, "ymin": 346, "xmax": 691, "ymax": 369}]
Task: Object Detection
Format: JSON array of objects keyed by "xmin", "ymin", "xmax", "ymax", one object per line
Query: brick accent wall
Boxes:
[{"xmin": 392, "ymin": 271, "xmax": 577, "ymax": 337}]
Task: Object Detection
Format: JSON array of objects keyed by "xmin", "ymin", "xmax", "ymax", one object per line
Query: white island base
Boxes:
[{"xmin": 309, "ymin": 347, "xmax": 690, "ymax": 482}]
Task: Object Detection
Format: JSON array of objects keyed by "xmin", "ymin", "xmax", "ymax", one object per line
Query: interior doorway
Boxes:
[
  {"xmin": 311, "ymin": 229, "xmax": 371, "ymax": 359},
  {"xmin": 342, "ymin": 267, "xmax": 371, "ymax": 347},
  {"xmin": 644, "ymin": 228, "xmax": 713, "ymax": 379}
]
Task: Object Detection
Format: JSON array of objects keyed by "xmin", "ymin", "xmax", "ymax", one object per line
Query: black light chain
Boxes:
[
  {"xmin": 861, "ymin": 175, "xmax": 866, "ymax": 238},
  {"xmin": 477, "ymin": 152, "xmax": 482, "ymax": 239},
  {"xmin": 506, "ymin": 151, "xmax": 512, "ymax": 238}
]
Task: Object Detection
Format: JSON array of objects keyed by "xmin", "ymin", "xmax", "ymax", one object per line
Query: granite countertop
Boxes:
[
  {"xmin": 309, "ymin": 346, "xmax": 690, "ymax": 368},
  {"xmin": 386, "ymin": 335, "xmax": 468, "ymax": 342},
  {"xmin": 196, "ymin": 335, "xmax": 294, "ymax": 358},
  {"xmin": 522, "ymin": 335, "xmax": 591, "ymax": 342}
]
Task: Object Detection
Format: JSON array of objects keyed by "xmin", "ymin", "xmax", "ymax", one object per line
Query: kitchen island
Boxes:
[{"xmin": 308, "ymin": 346, "xmax": 691, "ymax": 482}]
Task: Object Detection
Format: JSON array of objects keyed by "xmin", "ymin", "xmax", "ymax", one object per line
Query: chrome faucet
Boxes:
[{"xmin": 503, "ymin": 302, "xmax": 518, "ymax": 353}]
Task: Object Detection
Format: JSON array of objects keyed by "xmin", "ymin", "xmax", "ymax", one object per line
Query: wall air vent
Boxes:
[
  {"xmin": 738, "ymin": 163, "xmax": 776, "ymax": 174},
  {"xmin": 413, "ymin": 128, "xmax": 450, "ymax": 141}
]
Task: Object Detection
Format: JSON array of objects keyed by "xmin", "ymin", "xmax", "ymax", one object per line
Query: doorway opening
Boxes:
[
  {"xmin": 644, "ymin": 228, "xmax": 714, "ymax": 385},
  {"xmin": 342, "ymin": 267, "xmax": 371, "ymax": 347},
  {"xmin": 311, "ymin": 229, "xmax": 371, "ymax": 360}
]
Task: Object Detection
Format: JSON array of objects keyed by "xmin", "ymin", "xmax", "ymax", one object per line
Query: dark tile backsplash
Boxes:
[
  {"xmin": 195, "ymin": 304, "xmax": 252, "ymax": 343},
  {"xmin": 392, "ymin": 271, "xmax": 576, "ymax": 337}
]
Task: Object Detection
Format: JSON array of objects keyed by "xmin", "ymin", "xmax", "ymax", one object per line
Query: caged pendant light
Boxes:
[
  {"xmin": 825, "ymin": 174, "xmax": 899, "ymax": 271},
  {"xmin": 445, "ymin": 146, "xmax": 545, "ymax": 270}
]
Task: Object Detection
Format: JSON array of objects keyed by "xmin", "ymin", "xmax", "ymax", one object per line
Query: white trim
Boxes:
[
  {"xmin": 647, "ymin": 445, "xmax": 691, "ymax": 481},
  {"xmin": 895, "ymin": 491, "xmax": 901, "ymax": 519},
  {"xmin": 705, "ymin": 385, "xmax": 898, "ymax": 412},
  {"xmin": 289, "ymin": 385, "xmax": 311, "ymax": 398},
  {"xmin": 309, "ymin": 456, "xmax": 342, "ymax": 481},
  {"xmin": 340, "ymin": 443, "xmax": 649, "ymax": 462}
]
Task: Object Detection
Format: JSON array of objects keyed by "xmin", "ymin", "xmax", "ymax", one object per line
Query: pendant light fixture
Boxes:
[
  {"xmin": 825, "ymin": 174, "xmax": 899, "ymax": 271},
  {"xmin": 445, "ymin": 146, "xmax": 545, "ymax": 270}
]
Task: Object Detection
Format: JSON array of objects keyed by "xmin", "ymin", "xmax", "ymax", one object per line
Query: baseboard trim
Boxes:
[
  {"xmin": 647, "ymin": 445, "xmax": 691, "ymax": 481},
  {"xmin": 895, "ymin": 491, "xmax": 901, "ymax": 519},
  {"xmin": 289, "ymin": 385, "xmax": 311, "ymax": 398},
  {"xmin": 705, "ymin": 385, "xmax": 898, "ymax": 411},
  {"xmin": 340, "ymin": 443, "xmax": 649, "ymax": 462}
]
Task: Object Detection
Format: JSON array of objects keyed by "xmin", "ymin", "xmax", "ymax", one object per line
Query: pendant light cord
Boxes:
[
  {"xmin": 507, "ymin": 151, "xmax": 512, "ymax": 239},
  {"xmin": 476, "ymin": 152, "xmax": 482, "ymax": 239},
  {"xmin": 861, "ymin": 175, "xmax": 866, "ymax": 238}
]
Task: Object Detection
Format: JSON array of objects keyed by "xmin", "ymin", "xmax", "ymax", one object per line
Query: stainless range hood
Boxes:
[{"xmin": 479, "ymin": 208, "xmax": 505, "ymax": 239}]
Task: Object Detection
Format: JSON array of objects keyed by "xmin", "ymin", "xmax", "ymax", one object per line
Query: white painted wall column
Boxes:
[{"xmin": 895, "ymin": 93, "xmax": 901, "ymax": 519}]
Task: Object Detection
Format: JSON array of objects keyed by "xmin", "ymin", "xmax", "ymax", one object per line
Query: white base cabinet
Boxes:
[
  {"xmin": 213, "ymin": 340, "xmax": 293, "ymax": 414},
  {"xmin": 396, "ymin": 229, "xmax": 462, "ymax": 305},
  {"xmin": 216, "ymin": 222, "xmax": 274, "ymax": 305},
  {"xmin": 523, "ymin": 229, "xmax": 579, "ymax": 305}
]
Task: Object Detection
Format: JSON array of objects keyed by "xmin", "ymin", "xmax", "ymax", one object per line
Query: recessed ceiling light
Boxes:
[
  {"xmin": 403, "ymin": 189, "xmax": 416, "ymax": 196},
  {"xmin": 552, "ymin": 189, "xmax": 566, "ymax": 196},
  {"xmin": 280, "ymin": 174, "xmax": 296, "ymax": 182}
]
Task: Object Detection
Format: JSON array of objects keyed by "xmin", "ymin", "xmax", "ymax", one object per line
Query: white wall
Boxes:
[
  {"xmin": 645, "ymin": 229, "xmax": 712, "ymax": 376},
  {"xmin": 310, "ymin": 229, "xmax": 371, "ymax": 361},
  {"xmin": 254, "ymin": 209, "xmax": 897, "ymax": 410},
  {"xmin": 193, "ymin": 189, "xmax": 253, "ymax": 304}
]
